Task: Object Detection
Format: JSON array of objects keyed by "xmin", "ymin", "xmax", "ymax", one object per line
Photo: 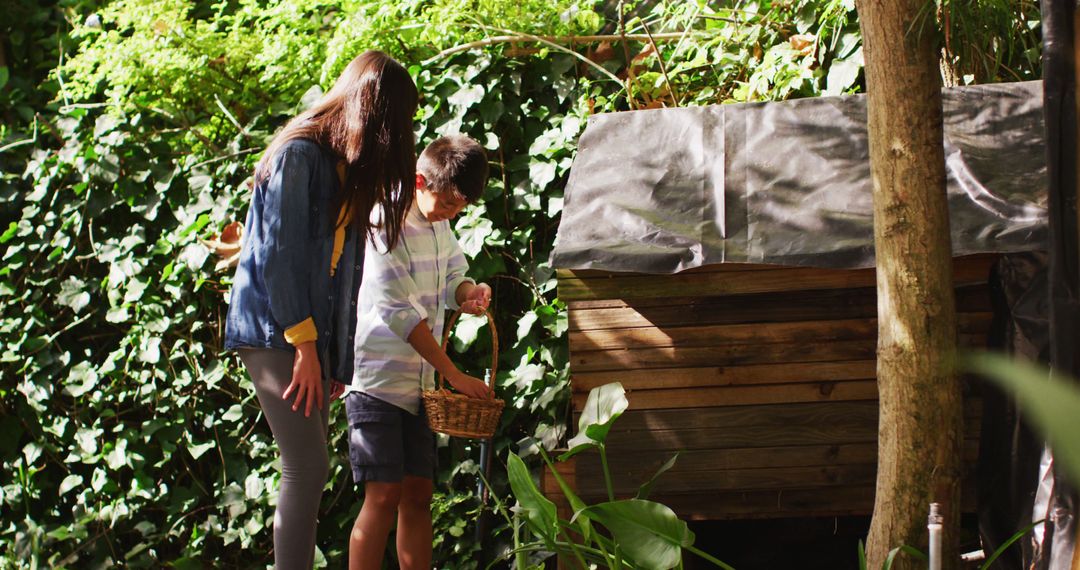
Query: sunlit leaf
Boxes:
[{"xmin": 582, "ymin": 499, "xmax": 694, "ymax": 569}]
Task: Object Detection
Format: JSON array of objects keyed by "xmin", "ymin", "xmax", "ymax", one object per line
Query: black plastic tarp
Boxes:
[{"xmin": 552, "ymin": 81, "xmax": 1047, "ymax": 272}]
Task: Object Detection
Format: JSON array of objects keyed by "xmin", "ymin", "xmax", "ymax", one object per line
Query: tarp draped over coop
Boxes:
[{"xmin": 552, "ymin": 81, "xmax": 1047, "ymax": 272}]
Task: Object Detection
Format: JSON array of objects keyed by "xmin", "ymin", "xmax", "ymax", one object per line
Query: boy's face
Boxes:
[{"xmin": 415, "ymin": 174, "xmax": 468, "ymax": 223}]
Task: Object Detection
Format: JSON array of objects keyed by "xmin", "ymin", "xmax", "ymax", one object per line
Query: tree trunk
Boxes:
[{"xmin": 856, "ymin": 2, "xmax": 963, "ymax": 570}]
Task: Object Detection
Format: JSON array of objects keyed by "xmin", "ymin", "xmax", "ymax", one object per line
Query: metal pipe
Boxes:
[{"xmin": 928, "ymin": 502, "xmax": 944, "ymax": 570}]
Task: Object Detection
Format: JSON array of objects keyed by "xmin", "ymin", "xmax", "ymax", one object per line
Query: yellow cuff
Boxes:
[{"xmin": 284, "ymin": 317, "xmax": 318, "ymax": 345}]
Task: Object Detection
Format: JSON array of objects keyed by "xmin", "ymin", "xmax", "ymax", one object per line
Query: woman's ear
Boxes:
[{"xmin": 415, "ymin": 173, "xmax": 426, "ymax": 190}]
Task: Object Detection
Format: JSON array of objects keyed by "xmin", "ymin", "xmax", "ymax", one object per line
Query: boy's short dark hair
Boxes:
[{"xmin": 417, "ymin": 135, "xmax": 488, "ymax": 203}]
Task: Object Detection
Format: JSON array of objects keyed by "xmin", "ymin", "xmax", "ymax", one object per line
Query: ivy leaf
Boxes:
[
  {"xmin": 179, "ymin": 243, "xmax": 209, "ymax": 270},
  {"xmin": 457, "ymin": 215, "xmax": 493, "ymax": 257},
  {"xmin": 528, "ymin": 161, "xmax": 556, "ymax": 189},
  {"xmin": 510, "ymin": 362, "xmax": 545, "ymax": 391},
  {"xmin": 138, "ymin": 337, "xmax": 161, "ymax": 364},
  {"xmin": 448, "ymin": 84, "xmax": 484, "ymax": 109},
  {"xmin": 76, "ymin": 427, "xmax": 103, "ymax": 457},
  {"xmin": 824, "ymin": 51, "xmax": 862, "ymax": 96},
  {"xmin": 59, "ymin": 474, "xmax": 84, "ymax": 496},
  {"xmin": 23, "ymin": 442, "xmax": 42, "ymax": 465},
  {"xmin": 105, "ymin": 439, "xmax": 128, "ymax": 470},
  {"xmin": 65, "ymin": 362, "xmax": 100, "ymax": 397},
  {"xmin": 516, "ymin": 311, "xmax": 538, "ymax": 341},
  {"xmin": 57, "ymin": 276, "xmax": 91, "ymax": 313},
  {"xmin": 450, "ymin": 313, "xmax": 485, "ymax": 352},
  {"xmin": 244, "ymin": 472, "xmax": 265, "ymax": 499},
  {"xmin": 187, "ymin": 441, "xmax": 215, "ymax": 460},
  {"xmin": 222, "ymin": 404, "xmax": 244, "ymax": 422}
]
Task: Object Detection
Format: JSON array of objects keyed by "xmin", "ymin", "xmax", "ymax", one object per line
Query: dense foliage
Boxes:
[{"xmin": 0, "ymin": 0, "xmax": 1040, "ymax": 567}]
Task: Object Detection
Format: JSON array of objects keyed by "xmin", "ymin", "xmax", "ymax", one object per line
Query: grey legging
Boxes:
[{"xmin": 239, "ymin": 348, "xmax": 331, "ymax": 570}]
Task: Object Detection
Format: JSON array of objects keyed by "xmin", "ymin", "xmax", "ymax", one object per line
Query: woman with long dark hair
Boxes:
[{"xmin": 224, "ymin": 50, "xmax": 418, "ymax": 569}]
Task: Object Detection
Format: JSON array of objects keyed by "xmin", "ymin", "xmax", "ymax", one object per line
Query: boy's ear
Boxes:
[{"xmin": 415, "ymin": 173, "xmax": 426, "ymax": 190}]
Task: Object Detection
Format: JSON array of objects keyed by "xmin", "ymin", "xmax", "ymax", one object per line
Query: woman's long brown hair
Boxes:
[{"xmin": 255, "ymin": 50, "xmax": 418, "ymax": 249}]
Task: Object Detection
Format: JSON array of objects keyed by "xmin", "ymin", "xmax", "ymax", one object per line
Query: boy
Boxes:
[{"xmin": 346, "ymin": 135, "xmax": 493, "ymax": 570}]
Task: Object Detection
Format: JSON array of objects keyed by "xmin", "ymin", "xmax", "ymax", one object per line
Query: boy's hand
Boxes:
[
  {"xmin": 330, "ymin": 380, "xmax": 347, "ymax": 401},
  {"xmin": 460, "ymin": 283, "xmax": 492, "ymax": 315},
  {"xmin": 446, "ymin": 371, "xmax": 494, "ymax": 399}
]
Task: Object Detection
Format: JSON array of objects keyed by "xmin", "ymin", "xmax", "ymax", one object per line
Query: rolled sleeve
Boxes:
[
  {"xmin": 284, "ymin": 317, "xmax": 318, "ymax": 345},
  {"xmin": 367, "ymin": 232, "xmax": 429, "ymax": 341},
  {"xmin": 259, "ymin": 146, "xmax": 316, "ymax": 334}
]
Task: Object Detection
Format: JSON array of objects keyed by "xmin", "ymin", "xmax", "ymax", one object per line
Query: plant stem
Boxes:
[
  {"xmin": 468, "ymin": 24, "xmax": 624, "ymax": 85},
  {"xmin": 423, "ymin": 32, "xmax": 697, "ymax": 64},
  {"xmin": 599, "ymin": 444, "xmax": 615, "ymax": 502},
  {"xmin": 640, "ymin": 18, "xmax": 681, "ymax": 106},
  {"xmin": 685, "ymin": 545, "xmax": 737, "ymax": 570},
  {"xmin": 556, "ymin": 526, "xmax": 593, "ymax": 570},
  {"xmin": 513, "ymin": 511, "xmax": 528, "ymax": 570}
]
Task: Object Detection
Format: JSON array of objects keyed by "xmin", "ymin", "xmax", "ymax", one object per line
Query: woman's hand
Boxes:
[
  {"xmin": 446, "ymin": 370, "xmax": 493, "ymax": 399},
  {"xmin": 283, "ymin": 341, "xmax": 324, "ymax": 416},
  {"xmin": 459, "ymin": 283, "xmax": 492, "ymax": 315}
]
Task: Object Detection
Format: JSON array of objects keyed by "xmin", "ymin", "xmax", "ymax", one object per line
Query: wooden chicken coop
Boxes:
[
  {"xmin": 544, "ymin": 255, "xmax": 995, "ymax": 519},
  {"xmin": 543, "ymin": 81, "xmax": 1046, "ymax": 521}
]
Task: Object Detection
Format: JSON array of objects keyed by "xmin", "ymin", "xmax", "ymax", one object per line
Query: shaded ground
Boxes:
[{"xmin": 683, "ymin": 515, "xmax": 983, "ymax": 570}]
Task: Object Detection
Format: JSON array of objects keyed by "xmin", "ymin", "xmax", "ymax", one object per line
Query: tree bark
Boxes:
[{"xmin": 856, "ymin": 2, "xmax": 963, "ymax": 570}]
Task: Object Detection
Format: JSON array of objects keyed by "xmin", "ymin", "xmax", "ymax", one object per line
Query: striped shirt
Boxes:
[{"xmin": 350, "ymin": 203, "xmax": 473, "ymax": 414}]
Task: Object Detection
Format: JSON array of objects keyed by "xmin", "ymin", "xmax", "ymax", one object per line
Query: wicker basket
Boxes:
[{"xmin": 422, "ymin": 309, "xmax": 505, "ymax": 439}]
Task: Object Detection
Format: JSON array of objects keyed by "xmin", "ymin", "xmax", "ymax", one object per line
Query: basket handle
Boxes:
[{"xmin": 434, "ymin": 308, "xmax": 499, "ymax": 393}]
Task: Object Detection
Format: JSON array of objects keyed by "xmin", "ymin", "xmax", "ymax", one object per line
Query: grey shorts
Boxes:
[{"xmin": 345, "ymin": 392, "xmax": 436, "ymax": 483}]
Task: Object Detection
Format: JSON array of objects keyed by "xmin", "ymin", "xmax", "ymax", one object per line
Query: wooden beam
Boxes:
[
  {"xmin": 571, "ymin": 334, "xmax": 986, "ymax": 372},
  {"xmin": 557, "ymin": 254, "xmax": 997, "ymax": 301},
  {"xmin": 574, "ymin": 463, "xmax": 881, "ymax": 495},
  {"xmin": 586, "ymin": 440, "xmax": 981, "ymax": 476},
  {"xmin": 581, "ymin": 401, "xmax": 982, "ymax": 432},
  {"xmin": 569, "ymin": 313, "xmax": 991, "ymax": 351},
  {"xmin": 566, "ymin": 282, "xmax": 990, "ymax": 313},
  {"xmin": 572, "ymin": 360, "xmax": 879, "ymax": 391}
]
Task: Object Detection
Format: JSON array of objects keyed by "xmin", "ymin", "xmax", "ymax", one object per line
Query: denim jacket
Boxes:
[{"xmin": 224, "ymin": 139, "xmax": 365, "ymax": 382}]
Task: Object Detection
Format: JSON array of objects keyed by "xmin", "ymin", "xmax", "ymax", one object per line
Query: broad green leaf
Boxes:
[
  {"xmin": 532, "ymin": 448, "xmax": 592, "ymax": 544},
  {"xmin": 506, "ymin": 452, "xmax": 557, "ymax": 542},
  {"xmin": 563, "ymin": 383, "xmax": 628, "ymax": 458},
  {"xmin": 966, "ymin": 352, "xmax": 1080, "ymax": 484},
  {"xmin": 582, "ymin": 499, "xmax": 694, "ymax": 570}
]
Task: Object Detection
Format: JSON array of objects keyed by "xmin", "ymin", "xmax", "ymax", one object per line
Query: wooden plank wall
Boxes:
[{"xmin": 547, "ymin": 254, "xmax": 996, "ymax": 520}]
